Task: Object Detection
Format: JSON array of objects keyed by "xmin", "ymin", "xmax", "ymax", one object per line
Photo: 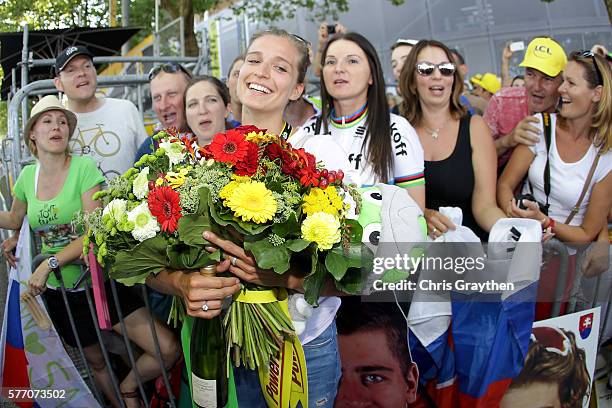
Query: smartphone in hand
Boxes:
[{"xmin": 509, "ymin": 41, "xmax": 525, "ymax": 52}]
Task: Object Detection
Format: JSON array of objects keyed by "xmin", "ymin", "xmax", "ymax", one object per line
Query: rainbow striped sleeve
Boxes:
[{"xmin": 395, "ymin": 172, "xmax": 425, "ymax": 188}]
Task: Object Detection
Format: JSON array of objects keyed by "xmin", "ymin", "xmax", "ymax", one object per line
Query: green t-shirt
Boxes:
[{"xmin": 13, "ymin": 155, "xmax": 104, "ymax": 289}]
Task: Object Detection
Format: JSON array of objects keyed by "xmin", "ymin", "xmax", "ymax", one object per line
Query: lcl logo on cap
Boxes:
[
  {"xmin": 65, "ymin": 46, "xmax": 78, "ymax": 56},
  {"xmin": 534, "ymin": 45, "xmax": 552, "ymax": 58}
]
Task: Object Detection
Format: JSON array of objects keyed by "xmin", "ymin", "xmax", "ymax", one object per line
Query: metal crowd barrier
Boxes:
[{"xmin": 31, "ymin": 254, "xmax": 177, "ymax": 408}]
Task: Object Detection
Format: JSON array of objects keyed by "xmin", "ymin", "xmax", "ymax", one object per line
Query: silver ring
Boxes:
[
  {"xmin": 432, "ymin": 227, "xmax": 438, "ymax": 235},
  {"xmin": 202, "ymin": 301, "xmax": 209, "ymax": 312},
  {"xmin": 231, "ymin": 256, "xmax": 238, "ymax": 266}
]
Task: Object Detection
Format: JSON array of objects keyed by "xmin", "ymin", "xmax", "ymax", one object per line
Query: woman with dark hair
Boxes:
[
  {"xmin": 399, "ymin": 39, "xmax": 504, "ymax": 241},
  {"xmin": 292, "ymin": 32, "xmax": 425, "ymax": 208},
  {"xmin": 184, "ymin": 75, "xmax": 232, "ymax": 145}
]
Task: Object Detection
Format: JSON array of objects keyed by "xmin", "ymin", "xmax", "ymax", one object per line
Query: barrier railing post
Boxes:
[
  {"xmin": 140, "ymin": 285, "xmax": 177, "ymax": 408},
  {"xmin": 108, "ymin": 279, "xmax": 150, "ymax": 407},
  {"xmin": 31, "ymin": 254, "xmax": 104, "ymax": 404}
]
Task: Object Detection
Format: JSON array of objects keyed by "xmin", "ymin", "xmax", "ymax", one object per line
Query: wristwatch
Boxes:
[{"xmin": 47, "ymin": 256, "xmax": 59, "ymax": 270}]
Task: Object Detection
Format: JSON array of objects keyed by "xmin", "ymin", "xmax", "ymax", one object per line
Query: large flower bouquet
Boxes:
[{"xmin": 82, "ymin": 126, "xmax": 365, "ymax": 369}]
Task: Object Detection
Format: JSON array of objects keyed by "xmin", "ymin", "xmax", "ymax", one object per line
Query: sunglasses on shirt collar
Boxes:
[
  {"xmin": 415, "ymin": 61, "xmax": 456, "ymax": 77},
  {"xmin": 148, "ymin": 62, "xmax": 193, "ymax": 81}
]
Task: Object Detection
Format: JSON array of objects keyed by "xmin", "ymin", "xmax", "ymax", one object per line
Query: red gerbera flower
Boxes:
[
  {"xmin": 235, "ymin": 142, "xmax": 260, "ymax": 176},
  {"xmin": 148, "ymin": 186, "xmax": 183, "ymax": 234},
  {"xmin": 208, "ymin": 129, "xmax": 248, "ymax": 164}
]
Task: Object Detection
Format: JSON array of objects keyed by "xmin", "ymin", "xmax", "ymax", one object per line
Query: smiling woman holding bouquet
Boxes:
[{"xmin": 0, "ymin": 96, "xmax": 180, "ymax": 408}]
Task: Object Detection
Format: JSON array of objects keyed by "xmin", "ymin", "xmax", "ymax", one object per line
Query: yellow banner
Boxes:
[{"xmin": 235, "ymin": 289, "xmax": 308, "ymax": 408}]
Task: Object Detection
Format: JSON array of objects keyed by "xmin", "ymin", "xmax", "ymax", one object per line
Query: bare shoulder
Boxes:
[{"xmin": 469, "ymin": 115, "xmax": 493, "ymax": 147}]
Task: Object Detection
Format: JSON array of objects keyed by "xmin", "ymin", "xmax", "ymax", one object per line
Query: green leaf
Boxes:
[
  {"xmin": 178, "ymin": 214, "xmax": 212, "ymax": 246},
  {"xmin": 196, "ymin": 187, "xmax": 211, "ymax": 215},
  {"xmin": 303, "ymin": 252, "xmax": 327, "ymax": 306},
  {"xmin": 381, "ymin": 268, "xmax": 411, "ymax": 283},
  {"xmin": 286, "ymin": 238, "xmax": 310, "ymax": 252},
  {"xmin": 334, "ymin": 267, "xmax": 363, "ymax": 295},
  {"xmin": 111, "ymin": 235, "xmax": 168, "ymax": 285},
  {"xmin": 272, "ymin": 213, "xmax": 299, "ymax": 238},
  {"xmin": 324, "ymin": 243, "xmax": 363, "ymax": 281},
  {"xmin": 167, "ymin": 243, "xmax": 214, "ymax": 270},
  {"xmin": 244, "ymin": 239, "xmax": 290, "ymax": 273}
]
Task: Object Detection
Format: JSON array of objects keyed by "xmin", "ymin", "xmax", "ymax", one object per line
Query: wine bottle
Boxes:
[{"xmin": 191, "ymin": 265, "xmax": 228, "ymax": 408}]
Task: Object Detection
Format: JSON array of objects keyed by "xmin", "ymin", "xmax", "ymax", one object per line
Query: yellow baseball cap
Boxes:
[
  {"xmin": 519, "ymin": 37, "xmax": 567, "ymax": 77},
  {"xmin": 471, "ymin": 73, "xmax": 501, "ymax": 95}
]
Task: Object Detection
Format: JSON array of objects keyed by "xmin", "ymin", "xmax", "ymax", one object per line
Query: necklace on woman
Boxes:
[
  {"xmin": 424, "ymin": 125, "xmax": 442, "ymax": 140},
  {"xmin": 422, "ymin": 119, "xmax": 449, "ymax": 140}
]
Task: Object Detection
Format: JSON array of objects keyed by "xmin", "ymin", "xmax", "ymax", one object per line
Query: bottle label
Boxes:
[{"xmin": 191, "ymin": 373, "xmax": 217, "ymax": 408}]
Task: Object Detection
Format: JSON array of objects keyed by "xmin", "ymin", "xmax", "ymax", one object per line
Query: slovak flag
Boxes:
[
  {"xmin": 408, "ymin": 218, "xmax": 542, "ymax": 407},
  {"xmin": 0, "ymin": 219, "xmax": 100, "ymax": 407},
  {"xmin": 579, "ymin": 313, "xmax": 593, "ymax": 339}
]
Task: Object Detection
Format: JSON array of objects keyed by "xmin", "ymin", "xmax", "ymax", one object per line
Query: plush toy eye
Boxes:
[
  {"xmin": 362, "ymin": 223, "xmax": 381, "ymax": 246},
  {"xmin": 363, "ymin": 190, "xmax": 383, "ymax": 205}
]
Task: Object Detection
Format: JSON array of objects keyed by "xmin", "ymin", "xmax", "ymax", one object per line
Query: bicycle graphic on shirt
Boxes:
[{"xmin": 70, "ymin": 124, "xmax": 121, "ymax": 157}]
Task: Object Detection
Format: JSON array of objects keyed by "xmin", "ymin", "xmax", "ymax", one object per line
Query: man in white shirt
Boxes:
[{"xmin": 53, "ymin": 46, "xmax": 148, "ymax": 179}]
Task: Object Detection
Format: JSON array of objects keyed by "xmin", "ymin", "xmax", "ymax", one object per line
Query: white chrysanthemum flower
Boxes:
[
  {"xmin": 127, "ymin": 202, "xmax": 159, "ymax": 241},
  {"xmin": 159, "ymin": 140, "xmax": 185, "ymax": 167},
  {"xmin": 103, "ymin": 199, "xmax": 127, "ymax": 221},
  {"xmin": 133, "ymin": 167, "xmax": 150, "ymax": 200}
]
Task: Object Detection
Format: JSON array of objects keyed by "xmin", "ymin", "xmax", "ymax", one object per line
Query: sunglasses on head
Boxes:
[
  {"xmin": 416, "ymin": 61, "xmax": 456, "ymax": 77},
  {"xmin": 572, "ymin": 50, "xmax": 604, "ymax": 85},
  {"xmin": 531, "ymin": 326, "xmax": 571, "ymax": 356},
  {"xmin": 148, "ymin": 63, "xmax": 192, "ymax": 81}
]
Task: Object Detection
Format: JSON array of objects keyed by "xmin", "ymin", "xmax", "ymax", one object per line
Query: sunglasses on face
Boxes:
[
  {"xmin": 148, "ymin": 63, "xmax": 193, "ymax": 81},
  {"xmin": 571, "ymin": 50, "xmax": 604, "ymax": 85},
  {"xmin": 416, "ymin": 61, "xmax": 456, "ymax": 77}
]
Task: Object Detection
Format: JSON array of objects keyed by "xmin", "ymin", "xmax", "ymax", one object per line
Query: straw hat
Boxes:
[{"xmin": 24, "ymin": 95, "xmax": 77, "ymax": 138}]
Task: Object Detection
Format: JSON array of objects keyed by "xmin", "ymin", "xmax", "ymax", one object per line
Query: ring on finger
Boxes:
[
  {"xmin": 202, "ymin": 301, "xmax": 209, "ymax": 312},
  {"xmin": 231, "ymin": 256, "xmax": 238, "ymax": 267},
  {"xmin": 432, "ymin": 227, "xmax": 438, "ymax": 235}
]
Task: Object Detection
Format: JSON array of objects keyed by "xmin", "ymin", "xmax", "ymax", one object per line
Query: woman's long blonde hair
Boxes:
[{"xmin": 559, "ymin": 51, "xmax": 611, "ymax": 153}]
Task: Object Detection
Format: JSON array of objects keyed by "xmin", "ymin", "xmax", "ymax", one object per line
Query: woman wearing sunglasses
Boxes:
[
  {"xmin": 291, "ymin": 32, "xmax": 426, "ymax": 209},
  {"xmin": 399, "ymin": 40, "xmax": 504, "ymax": 241}
]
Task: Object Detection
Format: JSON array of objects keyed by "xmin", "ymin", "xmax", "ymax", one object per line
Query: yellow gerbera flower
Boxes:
[
  {"xmin": 220, "ymin": 180, "xmax": 241, "ymax": 201},
  {"xmin": 301, "ymin": 212, "xmax": 341, "ymax": 250},
  {"xmin": 225, "ymin": 181, "xmax": 277, "ymax": 223}
]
